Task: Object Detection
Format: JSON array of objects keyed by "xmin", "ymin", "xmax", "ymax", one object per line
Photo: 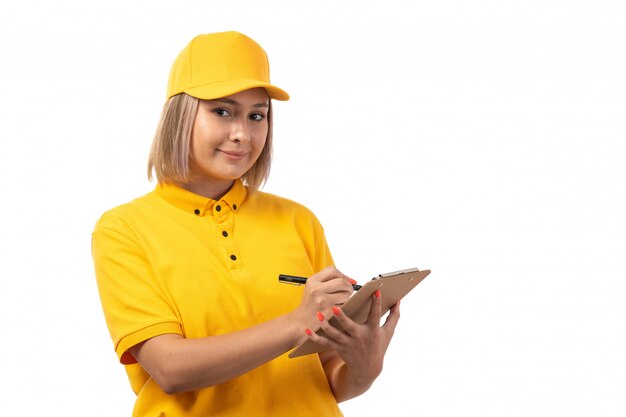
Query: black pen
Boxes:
[{"xmin": 278, "ymin": 274, "xmax": 362, "ymax": 291}]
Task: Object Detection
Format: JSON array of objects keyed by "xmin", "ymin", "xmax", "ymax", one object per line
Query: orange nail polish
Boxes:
[
  {"xmin": 375, "ymin": 290, "xmax": 381, "ymax": 299},
  {"xmin": 317, "ymin": 312, "xmax": 324, "ymax": 322},
  {"xmin": 332, "ymin": 306, "xmax": 341, "ymax": 316},
  {"xmin": 305, "ymin": 328, "xmax": 312, "ymax": 336},
  {"xmin": 348, "ymin": 278, "xmax": 357, "ymax": 285}
]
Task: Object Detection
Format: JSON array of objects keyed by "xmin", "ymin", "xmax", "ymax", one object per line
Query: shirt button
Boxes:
[
  {"xmin": 230, "ymin": 254, "xmax": 237, "ymax": 261},
  {"xmin": 222, "ymin": 231, "xmax": 228, "ymax": 237},
  {"xmin": 194, "ymin": 209, "xmax": 200, "ymax": 215},
  {"xmin": 215, "ymin": 205, "xmax": 222, "ymax": 212},
  {"xmin": 233, "ymin": 204, "xmax": 237, "ymax": 210}
]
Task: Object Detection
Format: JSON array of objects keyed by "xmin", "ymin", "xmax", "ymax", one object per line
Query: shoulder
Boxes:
[
  {"xmin": 245, "ymin": 189, "xmax": 327, "ymax": 236},
  {"xmin": 93, "ymin": 190, "xmax": 159, "ymax": 234},
  {"xmin": 247, "ymin": 189, "xmax": 320, "ymax": 220}
]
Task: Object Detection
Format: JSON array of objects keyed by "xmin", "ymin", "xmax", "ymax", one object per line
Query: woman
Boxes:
[{"xmin": 92, "ymin": 31, "xmax": 400, "ymax": 416}]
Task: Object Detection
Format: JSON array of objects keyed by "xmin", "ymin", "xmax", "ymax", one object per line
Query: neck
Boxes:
[{"xmin": 182, "ymin": 178, "xmax": 235, "ymax": 200}]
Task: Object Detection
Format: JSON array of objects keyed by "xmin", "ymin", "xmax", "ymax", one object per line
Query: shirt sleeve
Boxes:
[
  {"xmin": 301, "ymin": 208, "xmax": 335, "ymax": 273},
  {"xmin": 92, "ymin": 214, "xmax": 182, "ymax": 365}
]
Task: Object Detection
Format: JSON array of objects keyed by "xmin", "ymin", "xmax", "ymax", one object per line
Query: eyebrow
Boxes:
[{"xmin": 211, "ymin": 98, "xmax": 269, "ymax": 108}]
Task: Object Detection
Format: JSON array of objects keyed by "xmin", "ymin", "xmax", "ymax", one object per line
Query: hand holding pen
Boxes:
[{"xmin": 285, "ymin": 266, "xmax": 356, "ymax": 341}]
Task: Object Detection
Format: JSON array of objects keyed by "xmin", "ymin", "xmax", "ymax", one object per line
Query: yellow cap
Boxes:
[{"xmin": 166, "ymin": 31, "xmax": 289, "ymax": 101}]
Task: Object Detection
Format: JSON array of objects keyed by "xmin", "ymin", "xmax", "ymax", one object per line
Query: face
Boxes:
[{"xmin": 186, "ymin": 88, "xmax": 270, "ymax": 197}]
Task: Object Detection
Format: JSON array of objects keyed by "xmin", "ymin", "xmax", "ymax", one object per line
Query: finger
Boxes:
[
  {"xmin": 319, "ymin": 277, "xmax": 354, "ymax": 295},
  {"xmin": 319, "ymin": 318, "xmax": 351, "ymax": 344},
  {"xmin": 366, "ymin": 290, "xmax": 383, "ymax": 329},
  {"xmin": 306, "ymin": 280, "xmax": 353, "ymax": 310},
  {"xmin": 303, "ymin": 289, "xmax": 352, "ymax": 316},
  {"xmin": 330, "ymin": 306, "xmax": 360, "ymax": 336},
  {"xmin": 325, "ymin": 292, "xmax": 353, "ymax": 308},
  {"xmin": 344, "ymin": 276, "xmax": 358, "ymax": 287},
  {"xmin": 321, "ymin": 268, "xmax": 357, "ymax": 289},
  {"xmin": 312, "ymin": 266, "xmax": 346, "ymax": 283},
  {"xmin": 382, "ymin": 301, "xmax": 401, "ymax": 333},
  {"xmin": 304, "ymin": 328, "xmax": 339, "ymax": 350}
]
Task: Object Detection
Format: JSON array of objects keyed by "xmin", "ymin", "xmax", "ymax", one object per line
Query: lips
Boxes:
[{"xmin": 218, "ymin": 149, "xmax": 248, "ymax": 159}]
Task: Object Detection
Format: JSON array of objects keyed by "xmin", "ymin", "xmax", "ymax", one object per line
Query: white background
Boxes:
[{"xmin": 1, "ymin": 1, "xmax": 625, "ymax": 416}]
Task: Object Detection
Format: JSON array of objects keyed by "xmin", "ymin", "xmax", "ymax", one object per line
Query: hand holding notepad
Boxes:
[{"xmin": 285, "ymin": 267, "xmax": 431, "ymax": 358}]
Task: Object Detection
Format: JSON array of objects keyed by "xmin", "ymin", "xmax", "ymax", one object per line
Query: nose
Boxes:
[{"xmin": 228, "ymin": 116, "xmax": 251, "ymax": 144}]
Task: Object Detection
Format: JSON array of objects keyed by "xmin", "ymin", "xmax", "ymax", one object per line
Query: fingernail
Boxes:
[
  {"xmin": 305, "ymin": 328, "xmax": 312, "ymax": 336},
  {"xmin": 332, "ymin": 306, "xmax": 341, "ymax": 316},
  {"xmin": 317, "ymin": 311, "xmax": 324, "ymax": 322},
  {"xmin": 375, "ymin": 290, "xmax": 381, "ymax": 299},
  {"xmin": 348, "ymin": 278, "xmax": 357, "ymax": 285}
]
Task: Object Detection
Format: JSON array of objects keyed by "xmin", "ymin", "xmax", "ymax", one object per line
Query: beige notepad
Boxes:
[{"xmin": 289, "ymin": 268, "xmax": 431, "ymax": 358}]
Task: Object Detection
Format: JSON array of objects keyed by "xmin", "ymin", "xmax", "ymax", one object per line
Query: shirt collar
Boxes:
[{"xmin": 156, "ymin": 179, "xmax": 248, "ymax": 216}]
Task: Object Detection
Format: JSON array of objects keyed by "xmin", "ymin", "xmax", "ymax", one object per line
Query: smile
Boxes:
[{"xmin": 218, "ymin": 149, "xmax": 249, "ymax": 160}]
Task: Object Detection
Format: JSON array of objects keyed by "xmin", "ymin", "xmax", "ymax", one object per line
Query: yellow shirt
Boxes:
[{"xmin": 92, "ymin": 180, "xmax": 343, "ymax": 416}]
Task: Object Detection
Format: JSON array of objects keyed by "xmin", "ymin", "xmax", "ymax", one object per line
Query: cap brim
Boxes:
[{"xmin": 183, "ymin": 79, "xmax": 289, "ymax": 101}]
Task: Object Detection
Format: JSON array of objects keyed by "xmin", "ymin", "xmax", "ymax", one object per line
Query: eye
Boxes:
[
  {"xmin": 249, "ymin": 113, "xmax": 265, "ymax": 122},
  {"xmin": 214, "ymin": 108, "xmax": 231, "ymax": 117}
]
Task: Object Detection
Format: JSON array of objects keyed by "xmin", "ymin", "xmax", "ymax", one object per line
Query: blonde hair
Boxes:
[{"xmin": 147, "ymin": 93, "xmax": 273, "ymax": 190}]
